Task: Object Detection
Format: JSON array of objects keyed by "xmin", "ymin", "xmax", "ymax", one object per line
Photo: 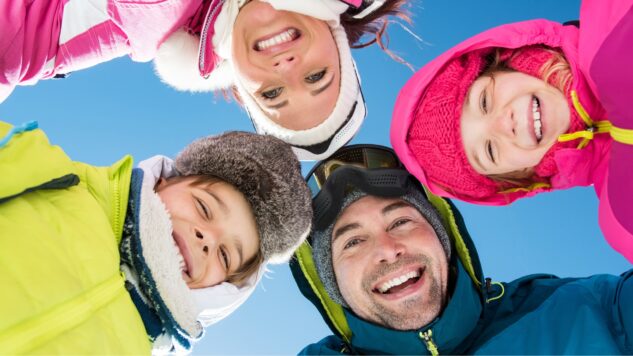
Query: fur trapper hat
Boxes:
[{"xmin": 175, "ymin": 131, "xmax": 312, "ymax": 263}]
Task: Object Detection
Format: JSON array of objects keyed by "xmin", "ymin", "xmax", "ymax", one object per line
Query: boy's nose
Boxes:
[{"xmin": 195, "ymin": 228, "xmax": 219, "ymax": 255}]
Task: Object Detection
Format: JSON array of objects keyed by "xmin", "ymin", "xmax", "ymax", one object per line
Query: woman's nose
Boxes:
[{"xmin": 272, "ymin": 54, "xmax": 298, "ymax": 73}]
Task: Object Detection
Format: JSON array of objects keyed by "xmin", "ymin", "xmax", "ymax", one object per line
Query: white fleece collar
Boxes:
[{"xmin": 137, "ymin": 155, "xmax": 265, "ymax": 331}]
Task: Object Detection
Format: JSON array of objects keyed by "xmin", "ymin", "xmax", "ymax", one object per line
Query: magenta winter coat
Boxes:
[
  {"xmin": 391, "ymin": 0, "xmax": 633, "ymax": 262},
  {"xmin": 0, "ymin": 0, "xmax": 361, "ymax": 103}
]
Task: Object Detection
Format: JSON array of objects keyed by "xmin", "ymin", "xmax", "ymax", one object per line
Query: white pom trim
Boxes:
[{"xmin": 154, "ymin": 29, "xmax": 234, "ymax": 92}]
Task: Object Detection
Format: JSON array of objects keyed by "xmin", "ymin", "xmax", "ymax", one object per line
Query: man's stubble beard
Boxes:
[{"xmin": 361, "ymin": 254, "xmax": 444, "ymax": 331}]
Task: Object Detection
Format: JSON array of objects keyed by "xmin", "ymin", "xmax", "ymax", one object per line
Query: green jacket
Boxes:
[
  {"xmin": 291, "ymin": 187, "xmax": 633, "ymax": 354},
  {"xmin": 0, "ymin": 121, "xmax": 150, "ymax": 354}
]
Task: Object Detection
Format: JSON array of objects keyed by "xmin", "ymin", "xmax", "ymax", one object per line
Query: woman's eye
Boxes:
[
  {"xmin": 343, "ymin": 238, "xmax": 362, "ymax": 250},
  {"xmin": 261, "ymin": 87, "xmax": 283, "ymax": 100},
  {"xmin": 305, "ymin": 69, "xmax": 326, "ymax": 83},
  {"xmin": 220, "ymin": 247, "xmax": 230, "ymax": 270}
]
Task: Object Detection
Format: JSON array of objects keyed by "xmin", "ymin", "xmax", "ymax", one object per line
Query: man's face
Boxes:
[{"xmin": 331, "ymin": 196, "xmax": 449, "ymax": 330}]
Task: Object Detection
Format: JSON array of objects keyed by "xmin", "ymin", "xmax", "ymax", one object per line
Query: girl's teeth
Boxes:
[
  {"xmin": 532, "ymin": 97, "xmax": 542, "ymax": 141},
  {"xmin": 256, "ymin": 29, "xmax": 297, "ymax": 51}
]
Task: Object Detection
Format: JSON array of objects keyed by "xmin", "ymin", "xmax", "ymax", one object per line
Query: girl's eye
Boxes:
[
  {"xmin": 196, "ymin": 198, "xmax": 210, "ymax": 219},
  {"xmin": 220, "ymin": 246, "xmax": 230, "ymax": 270},
  {"xmin": 261, "ymin": 87, "xmax": 283, "ymax": 100},
  {"xmin": 305, "ymin": 69, "xmax": 326, "ymax": 83},
  {"xmin": 486, "ymin": 140, "xmax": 495, "ymax": 164},
  {"xmin": 480, "ymin": 88, "xmax": 488, "ymax": 114},
  {"xmin": 390, "ymin": 218, "xmax": 411, "ymax": 230},
  {"xmin": 343, "ymin": 238, "xmax": 362, "ymax": 250}
]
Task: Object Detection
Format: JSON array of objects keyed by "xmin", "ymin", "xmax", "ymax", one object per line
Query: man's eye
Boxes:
[
  {"xmin": 305, "ymin": 69, "xmax": 326, "ymax": 83},
  {"xmin": 390, "ymin": 218, "xmax": 411, "ymax": 230},
  {"xmin": 261, "ymin": 87, "xmax": 283, "ymax": 100},
  {"xmin": 343, "ymin": 238, "xmax": 362, "ymax": 250}
]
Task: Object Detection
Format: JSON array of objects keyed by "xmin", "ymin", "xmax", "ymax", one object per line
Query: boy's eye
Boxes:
[
  {"xmin": 219, "ymin": 246, "xmax": 230, "ymax": 271},
  {"xmin": 261, "ymin": 87, "xmax": 283, "ymax": 100},
  {"xmin": 305, "ymin": 69, "xmax": 326, "ymax": 83},
  {"xmin": 196, "ymin": 198, "xmax": 210, "ymax": 219}
]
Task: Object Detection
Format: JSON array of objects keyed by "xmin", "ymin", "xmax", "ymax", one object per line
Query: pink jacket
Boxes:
[
  {"xmin": 0, "ymin": 0, "xmax": 361, "ymax": 102},
  {"xmin": 391, "ymin": 0, "xmax": 633, "ymax": 262}
]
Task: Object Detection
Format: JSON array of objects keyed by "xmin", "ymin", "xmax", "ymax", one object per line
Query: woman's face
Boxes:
[
  {"xmin": 232, "ymin": 0, "xmax": 341, "ymax": 130},
  {"xmin": 460, "ymin": 71, "xmax": 571, "ymax": 176}
]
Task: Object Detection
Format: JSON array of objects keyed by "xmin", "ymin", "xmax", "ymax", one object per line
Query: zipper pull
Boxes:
[{"xmin": 419, "ymin": 330, "xmax": 440, "ymax": 356}]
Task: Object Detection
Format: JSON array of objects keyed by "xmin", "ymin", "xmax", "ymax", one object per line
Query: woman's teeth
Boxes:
[
  {"xmin": 532, "ymin": 97, "xmax": 543, "ymax": 142},
  {"xmin": 255, "ymin": 28, "xmax": 298, "ymax": 51}
]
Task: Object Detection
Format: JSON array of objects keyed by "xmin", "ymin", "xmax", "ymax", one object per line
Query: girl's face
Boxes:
[
  {"xmin": 232, "ymin": 0, "xmax": 341, "ymax": 130},
  {"xmin": 460, "ymin": 71, "xmax": 571, "ymax": 176}
]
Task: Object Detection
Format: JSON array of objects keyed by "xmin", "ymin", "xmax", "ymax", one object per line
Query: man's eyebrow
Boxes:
[
  {"xmin": 204, "ymin": 190, "xmax": 229, "ymax": 214},
  {"xmin": 311, "ymin": 75, "xmax": 335, "ymax": 96},
  {"xmin": 265, "ymin": 100, "xmax": 288, "ymax": 110},
  {"xmin": 332, "ymin": 222, "xmax": 361, "ymax": 243},
  {"xmin": 382, "ymin": 201, "xmax": 411, "ymax": 215}
]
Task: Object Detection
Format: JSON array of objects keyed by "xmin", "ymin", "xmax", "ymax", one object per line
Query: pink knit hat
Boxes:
[
  {"xmin": 407, "ymin": 46, "xmax": 583, "ymax": 201},
  {"xmin": 407, "ymin": 49, "xmax": 500, "ymax": 200}
]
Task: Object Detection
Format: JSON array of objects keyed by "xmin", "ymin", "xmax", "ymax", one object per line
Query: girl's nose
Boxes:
[{"xmin": 492, "ymin": 108, "xmax": 516, "ymax": 139}]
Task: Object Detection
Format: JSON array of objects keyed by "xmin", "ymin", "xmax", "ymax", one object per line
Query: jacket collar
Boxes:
[{"xmin": 344, "ymin": 259, "xmax": 482, "ymax": 354}]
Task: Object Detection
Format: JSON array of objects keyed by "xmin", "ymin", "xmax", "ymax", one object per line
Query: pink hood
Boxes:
[{"xmin": 391, "ymin": 19, "xmax": 609, "ymax": 206}]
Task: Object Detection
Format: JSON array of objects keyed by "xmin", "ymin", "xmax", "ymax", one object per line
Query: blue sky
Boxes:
[{"xmin": 1, "ymin": 0, "xmax": 630, "ymax": 354}]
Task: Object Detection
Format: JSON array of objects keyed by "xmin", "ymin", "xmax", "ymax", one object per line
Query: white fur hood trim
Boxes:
[{"xmin": 137, "ymin": 156, "xmax": 265, "ymax": 332}]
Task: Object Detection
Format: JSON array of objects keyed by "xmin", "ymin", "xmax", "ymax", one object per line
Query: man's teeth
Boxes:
[
  {"xmin": 378, "ymin": 270, "xmax": 420, "ymax": 293},
  {"xmin": 256, "ymin": 29, "xmax": 297, "ymax": 51},
  {"xmin": 532, "ymin": 97, "xmax": 542, "ymax": 141}
]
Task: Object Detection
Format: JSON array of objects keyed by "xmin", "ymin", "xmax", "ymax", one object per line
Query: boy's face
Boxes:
[
  {"xmin": 156, "ymin": 177, "xmax": 259, "ymax": 289},
  {"xmin": 460, "ymin": 71, "xmax": 571, "ymax": 175}
]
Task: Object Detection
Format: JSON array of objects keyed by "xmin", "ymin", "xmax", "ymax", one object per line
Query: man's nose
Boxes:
[{"xmin": 372, "ymin": 232, "xmax": 405, "ymax": 264}]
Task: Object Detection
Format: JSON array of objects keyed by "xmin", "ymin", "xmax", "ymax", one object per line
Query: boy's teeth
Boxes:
[
  {"xmin": 532, "ymin": 97, "xmax": 542, "ymax": 141},
  {"xmin": 377, "ymin": 270, "xmax": 421, "ymax": 294},
  {"xmin": 256, "ymin": 29, "xmax": 297, "ymax": 51}
]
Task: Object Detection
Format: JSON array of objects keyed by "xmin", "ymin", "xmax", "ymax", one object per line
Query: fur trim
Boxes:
[
  {"xmin": 138, "ymin": 182, "xmax": 202, "ymax": 337},
  {"xmin": 154, "ymin": 29, "xmax": 234, "ymax": 92}
]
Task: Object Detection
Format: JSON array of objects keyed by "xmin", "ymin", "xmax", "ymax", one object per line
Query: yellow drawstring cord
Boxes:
[{"xmin": 558, "ymin": 91, "xmax": 614, "ymax": 148}]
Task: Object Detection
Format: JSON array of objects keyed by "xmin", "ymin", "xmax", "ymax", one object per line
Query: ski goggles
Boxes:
[{"xmin": 306, "ymin": 144, "xmax": 412, "ymax": 230}]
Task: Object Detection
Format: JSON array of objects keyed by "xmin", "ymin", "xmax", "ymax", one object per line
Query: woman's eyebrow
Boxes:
[
  {"xmin": 311, "ymin": 75, "xmax": 335, "ymax": 96},
  {"xmin": 265, "ymin": 100, "xmax": 288, "ymax": 110}
]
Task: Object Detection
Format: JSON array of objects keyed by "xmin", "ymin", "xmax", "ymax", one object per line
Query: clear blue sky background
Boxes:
[{"xmin": 2, "ymin": 0, "xmax": 630, "ymax": 354}]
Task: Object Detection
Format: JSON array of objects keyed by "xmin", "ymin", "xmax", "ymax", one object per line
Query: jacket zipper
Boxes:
[
  {"xmin": 113, "ymin": 171, "xmax": 121, "ymax": 238},
  {"xmin": 198, "ymin": 0, "xmax": 225, "ymax": 77},
  {"xmin": 419, "ymin": 330, "xmax": 439, "ymax": 356}
]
